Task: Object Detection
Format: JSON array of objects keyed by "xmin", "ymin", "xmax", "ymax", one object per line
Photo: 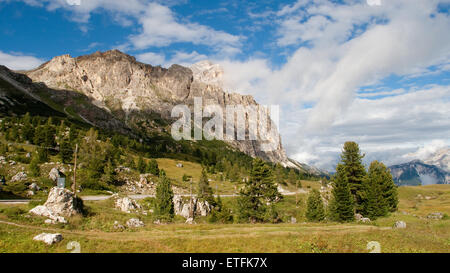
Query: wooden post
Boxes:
[
  {"xmin": 72, "ymin": 143, "xmax": 78, "ymax": 196},
  {"xmin": 296, "ymin": 180, "xmax": 298, "ymax": 207},
  {"xmin": 189, "ymin": 178, "xmax": 193, "ymax": 218}
]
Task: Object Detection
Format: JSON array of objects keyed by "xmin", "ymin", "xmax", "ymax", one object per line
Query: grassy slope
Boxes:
[{"xmin": 0, "ymin": 184, "xmax": 449, "ymax": 253}]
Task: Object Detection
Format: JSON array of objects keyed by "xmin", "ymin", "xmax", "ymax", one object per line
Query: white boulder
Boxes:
[
  {"xmin": 33, "ymin": 233, "xmax": 63, "ymax": 245},
  {"xmin": 11, "ymin": 172, "xmax": 27, "ymax": 182},
  {"xmin": 394, "ymin": 221, "xmax": 406, "ymax": 229},
  {"xmin": 48, "ymin": 168, "xmax": 60, "ymax": 181},
  {"xmin": 29, "ymin": 183, "xmax": 40, "ymax": 191},
  {"xmin": 29, "ymin": 187, "xmax": 81, "ymax": 223},
  {"xmin": 126, "ymin": 218, "xmax": 145, "ymax": 228}
]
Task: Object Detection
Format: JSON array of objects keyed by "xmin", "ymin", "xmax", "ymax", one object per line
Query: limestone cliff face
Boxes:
[{"xmin": 26, "ymin": 50, "xmax": 290, "ymax": 165}]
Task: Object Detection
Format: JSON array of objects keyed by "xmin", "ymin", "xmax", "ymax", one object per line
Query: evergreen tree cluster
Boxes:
[
  {"xmin": 237, "ymin": 158, "xmax": 282, "ymax": 223},
  {"xmin": 329, "ymin": 141, "xmax": 398, "ymax": 222}
]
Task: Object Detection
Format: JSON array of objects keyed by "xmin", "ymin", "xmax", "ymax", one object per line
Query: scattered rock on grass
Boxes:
[
  {"xmin": 126, "ymin": 218, "xmax": 145, "ymax": 228},
  {"xmin": 113, "ymin": 221, "xmax": 125, "ymax": 230},
  {"xmin": 11, "ymin": 172, "xmax": 27, "ymax": 182},
  {"xmin": 394, "ymin": 221, "xmax": 406, "ymax": 229},
  {"xmin": 427, "ymin": 212, "xmax": 443, "ymax": 220},
  {"xmin": 33, "ymin": 233, "xmax": 63, "ymax": 245}
]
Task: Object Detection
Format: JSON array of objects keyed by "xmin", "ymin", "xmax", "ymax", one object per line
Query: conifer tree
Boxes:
[
  {"xmin": 137, "ymin": 156, "xmax": 146, "ymax": 174},
  {"xmin": 69, "ymin": 124, "xmax": 78, "ymax": 143},
  {"xmin": 44, "ymin": 118, "xmax": 56, "ymax": 148},
  {"xmin": 79, "ymin": 128, "xmax": 105, "ymax": 179},
  {"xmin": 36, "ymin": 148, "xmax": 48, "ymax": 163},
  {"xmin": 274, "ymin": 163, "xmax": 285, "ymax": 184},
  {"xmin": 197, "ymin": 168, "xmax": 215, "ymax": 206},
  {"xmin": 102, "ymin": 159, "xmax": 116, "ymax": 185},
  {"xmin": 59, "ymin": 137, "xmax": 73, "ymax": 164},
  {"xmin": 155, "ymin": 171, "xmax": 174, "ymax": 221},
  {"xmin": 29, "ymin": 154, "xmax": 40, "ymax": 177},
  {"xmin": 21, "ymin": 113, "xmax": 34, "ymax": 143},
  {"xmin": 379, "ymin": 162, "xmax": 399, "ymax": 212},
  {"xmin": 288, "ymin": 168, "xmax": 301, "ymax": 188},
  {"xmin": 330, "ymin": 164, "xmax": 354, "ymax": 222},
  {"xmin": 340, "ymin": 141, "xmax": 367, "ymax": 211},
  {"xmin": 33, "ymin": 123, "xmax": 45, "ymax": 146},
  {"xmin": 306, "ymin": 189, "xmax": 325, "ymax": 222},
  {"xmin": 146, "ymin": 159, "xmax": 160, "ymax": 176},
  {"xmin": 237, "ymin": 158, "xmax": 281, "ymax": 223},
  {"xmin": 362, "ymin": 161, "xmax": 398, "ymax": 218}
]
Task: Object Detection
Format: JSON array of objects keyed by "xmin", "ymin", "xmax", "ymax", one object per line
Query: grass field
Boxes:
[{"xmin": 0, "ymin": 184, "xmax": 449, "ymax": 253}]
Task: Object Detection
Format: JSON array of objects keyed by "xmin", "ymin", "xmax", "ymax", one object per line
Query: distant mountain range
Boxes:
[{"xmin": 389, "ymin": 148, "xmax": 450, "ymax": 186}]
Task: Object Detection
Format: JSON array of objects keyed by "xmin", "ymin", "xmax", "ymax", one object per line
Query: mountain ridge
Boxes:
[
  {"xmin": 389, "ymin": 159, "xmax": 449, "ymax": 186},
  {"xmin": 0, "ymin": 50, "xmax": 326, "ymax": 175}
]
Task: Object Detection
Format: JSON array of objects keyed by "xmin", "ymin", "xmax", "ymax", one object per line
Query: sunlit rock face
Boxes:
[{"xmin": 26, "ymin": 50, "xmax": 290, "ymax": 165}]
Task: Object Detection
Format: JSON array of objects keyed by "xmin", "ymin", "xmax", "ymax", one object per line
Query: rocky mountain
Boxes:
[
  {"xmin": 0, "ymin": 50, "xmax": 316, "ymax": 171},
  {"xmin": 389, "ymin": 160, "xmax": 449, "ymax": 186},
  {"xmin": 0, "ymin": 66, "xmax": 64, "ymax": 117},
  {"xmin": 422, "ymin": 147, "xmax": 450, "ymax": 172}
]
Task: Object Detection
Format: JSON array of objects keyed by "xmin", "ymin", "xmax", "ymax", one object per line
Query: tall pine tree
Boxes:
[
  {"xmin": 340, "ymin": 141, "xmax": 366, "ymax": 212},
  {"xmin": 155, "ymin": 171, "xmax": 174, "ymax": 221},
  {"xmin": 306, "ymin": 189, "xmax": 325, "ymax": 222},
  {"xmin": 330, "ymin": 164, "xmax": 355, "ymax": 222},
  {"xmin": 29, "ymin": 153, "xmax": 40, "ymax": 177},
  {"xmin": 197, "ymin": 168, "xmax": 215, "ymax": 206},
  {"xmin": 237, "ymin": 158, "xmax": 281, "ymax": 223},
  {"xmin": 59, "ymin": 137, "xmax": 73, "ymax": 164},
  {"xmin": 146, "ymin": 159, "xmax": 160, "ymax": 176},
  {"xmin": 361, "ymin": 161, "xmax": 398, "ymax": 219},
  {"xmin": 137, "ymin": 156, "xmax": 146, "ymax": 174}
]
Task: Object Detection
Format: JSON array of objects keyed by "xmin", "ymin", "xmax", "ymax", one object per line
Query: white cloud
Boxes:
[
  {"xmin": 0, "ymin": 51, "xmax": 44, "ymax": 70},
  {"xmin": 403, "ymin": 140, "xmax": 449, "ymax": 162},
  {"xmin": 136, "ymin": 50, "xmax": 208, "ymax": 67},
  {"xmin": 136, "ymin": 52, "xmax": 166, "ymax": 66},
  {"xmin": 17, "ymin": 0, "xmax": 241, "ymax": 54},
  {"xmin": 210, "ymin": 0, "xmax": 450, "ymax": 170},
  {"xmin": 283, "ymin": 85, "xmax": 450, "ymax": 171},
  {"xmin": 130, "ymin": 3, "xmax": 241, "ymax": 52},
  {"xmin": 167, "ymin": 51, "xmax": 208, "ymax": 67}
]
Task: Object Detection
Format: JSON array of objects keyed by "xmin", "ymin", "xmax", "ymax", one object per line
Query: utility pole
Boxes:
[
  {"xmin": 72, "ymin": 143, "xmax": 78, "ymax": 197},
  {"xmin": 189, "ymin": 178, "xmax": 193, "ymax": 218},
  {"xmin": 296, "ymin": 180, "xmax": 298, "ymax": 207}
]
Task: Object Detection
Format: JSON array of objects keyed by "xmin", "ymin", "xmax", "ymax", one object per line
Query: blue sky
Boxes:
[{"xmin": 0, "ymin": 0, "xmax": 449, "ymax": 171}]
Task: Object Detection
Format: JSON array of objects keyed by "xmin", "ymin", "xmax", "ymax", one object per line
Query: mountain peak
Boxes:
[
  {"xmin": 77, "ymin": 49, "xmax": 137, "ymax": 63},
  {"xmin": 191, "ymin": 60, "xmax": 224, "ymax": 87}
]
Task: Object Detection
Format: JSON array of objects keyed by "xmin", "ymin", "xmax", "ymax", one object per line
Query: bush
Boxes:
[
  {"xmin": 81, "ymin": 179, "xmax": 113, "ymax": 191},
  {"xmin": 12, "ymin": 155, "xmax": 31, "ymax": 164},
  {"xmin": 0, "ymin": 207, "xmax": 26, "ymax": 219}
]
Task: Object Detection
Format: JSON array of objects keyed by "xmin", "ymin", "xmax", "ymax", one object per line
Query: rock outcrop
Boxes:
[
  {"xmin": 173, "ymin": 195, "xmax": 212, "ymax": 218},
  {"xmin": 25, "ymin": 50, "xmax": 290, "ymax": 165},
  {"xmin": 114, "ymin": 196, "xmax": 141, "ymax": 213},
  {"xmin": 29, "ymin": 187, "xmax": 82, "ymax": 224},
  {"xmin": 11, "ymin": 172, "xmax": 27, "ymax": 182}
]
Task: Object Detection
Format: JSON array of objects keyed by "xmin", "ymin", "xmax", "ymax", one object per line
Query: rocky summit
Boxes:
[{"xmin": 24, "ymin": 50, "xmax": 292, "ymax": 166}]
